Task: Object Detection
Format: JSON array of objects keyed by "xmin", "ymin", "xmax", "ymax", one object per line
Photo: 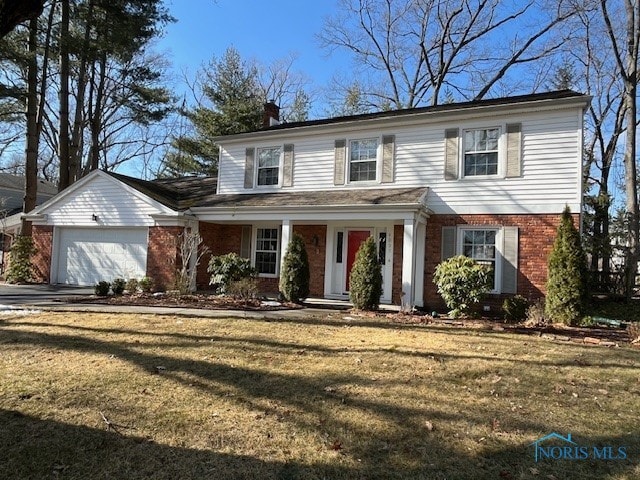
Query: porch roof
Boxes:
[{"xmin": 191, "ymin": 187, "xmax": 429, "ymax": 210}]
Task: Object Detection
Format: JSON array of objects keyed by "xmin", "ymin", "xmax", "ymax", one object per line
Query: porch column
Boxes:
[
  {"xmin": 280, "ymin": 219, "xmax": 292, "ymax": 273},
  {"xmin": 413, "ymin": 220, "xmax": 426, "ymax": 307},
  {"xmin": 401, "ymin": 218, "xmax": 415, "ymax": 310}
]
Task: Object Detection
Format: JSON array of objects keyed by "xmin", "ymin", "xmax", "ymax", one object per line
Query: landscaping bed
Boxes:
[
  {"xmin": 59, "ymin": 292, "xmax": 636, "ymax": 346},
  {"xmin": 62, "ymin": 292, "xmax": 302, "ymax": 311}
]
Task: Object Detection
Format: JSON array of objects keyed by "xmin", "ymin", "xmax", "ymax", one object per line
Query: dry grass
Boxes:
[{"xmin": 0, "ymin": 312, "xmax": 638, "ymax": 480}]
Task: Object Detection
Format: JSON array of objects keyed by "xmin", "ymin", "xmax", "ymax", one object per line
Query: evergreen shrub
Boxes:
[
  {"xmin": 5, "ymin": 236, "xmax": 37, "ymax": 284},
  {"xmin": 433, "ymin": 255, "xmax": 492, "ymax": 318},
  {"xmin": 279, "ymin": 233, "xmax": 310, "ymax": 303},
  {"xmin": 545, "ymin": 206, "xmax": 588, "ymax": 325},
  {"xmin": 349, "ymin": 236, "xmax": 383, "ymax": 311},
  {"xmin": 111, "ymin": 278, "xmax": 126, "ymax": 295},
  {"xmin": 208, "ymin": 253, "xmax": 255, "ymax": 294}
]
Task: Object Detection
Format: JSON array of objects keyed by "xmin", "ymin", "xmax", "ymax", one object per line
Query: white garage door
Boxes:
[{"xmin": 56, "ymin": 228, "xmax": 148, "ymax": 285}]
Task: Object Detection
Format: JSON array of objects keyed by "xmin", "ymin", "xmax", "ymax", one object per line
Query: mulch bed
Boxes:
[
  {"xmin": 61, "ymin": 293, "xmax": 634, "ymax": 345},
  {"xmin": 63, "ymin": 293, "xmax": 302, "ymax": 311},
  {"xmin": 387, "ymin": 312, "xmax": 634, "ymax": 346}
]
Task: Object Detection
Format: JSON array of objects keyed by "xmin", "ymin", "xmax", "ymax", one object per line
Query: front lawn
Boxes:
[{"xmin": 0, "ymin": 312, "xmax": 638, "ymax": 479}]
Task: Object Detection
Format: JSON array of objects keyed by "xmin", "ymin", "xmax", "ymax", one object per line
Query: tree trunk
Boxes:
[
  {"xmin": 22, "ymin": 17, "xmax": 39, "ymax": 237},
  {"xmin": 58, "ymin": 0, "xmax": 70, "ymax": 191},
  {"xmin": 89, "ymin": 51, "xmax": 106, "ymax": 171},
  {"xmin": 623, "ymin": 0, "xmax": 639, "ymax": 300},
  {"xmin": 70, "ymin": 0, "xmax": 94, "ymax": 180}
]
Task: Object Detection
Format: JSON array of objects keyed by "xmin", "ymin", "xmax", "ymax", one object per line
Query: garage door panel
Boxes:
[{"xmin": 57, "ymin": 228, "xmax": 148, "ymax": 285}]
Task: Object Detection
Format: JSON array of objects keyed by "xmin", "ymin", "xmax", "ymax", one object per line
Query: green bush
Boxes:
[
  {"xmin": 545, "ymin": 206, "xmax": 588, "ymax": 326},
  {"xmin": 349, "ymin": 236, "xmax": 383, "ymax": 311},
  {"xmin": 125, "ymin": 278, "xmax": 139, "ymax": 294},
  {"xmin": 279, "ymin": 233, "xmax": 310, "ymax": 303},
  {"xmin": 227, "ymin": 277, "xmax": 259, "ymax": 301},
  {"xmin": 502, "ymin": 295, "xmax": 530, "ymax": 323},
  {"xmin": 95, "ymin": 281, "xmax": 111, "ymax": 296},
  {"xmin": 111, "ymin": 278, "xmax": 126, "ymax": 295},
  {"xmin": 139, "ymin": 276, "xmax": 154, "ymax": 293},
  {"xmin": 5, "ymin": 235, "xmax": 37, "ymax": 284},
  {"xmin": 208, "ymin": 253, "xmax": 256, "ymax": 294},
  {"xmin": 433, "ymin": 255, "xmax": 492, "ymax": 318}
]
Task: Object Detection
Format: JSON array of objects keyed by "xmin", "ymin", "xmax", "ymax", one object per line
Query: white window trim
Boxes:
[
  {"xmin": 347, "ymin": 136, "xmax": 382, "ymax": 184},
  {"xmin": 460, "ymin": 125, "xmax": 504, "ymax": 180},
  {"xmin": 252, "ymin": 225, "xmax": 280, "ymax": 278},
  {"xmin": 456, "ymin": 226, "xmax": 503, "ymax": 294},
  {"xmin": 254, "ymin": 145, "xmax": 283, "ymax": 189}
]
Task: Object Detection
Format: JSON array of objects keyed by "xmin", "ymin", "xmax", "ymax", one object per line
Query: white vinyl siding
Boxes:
[
  {"xmin": 42, "ymin": 175, "xmax": 172, "ymax": 227},
  {"xmin": 216, "ymin": 107, "xmax": 583, "ymax": 215}
]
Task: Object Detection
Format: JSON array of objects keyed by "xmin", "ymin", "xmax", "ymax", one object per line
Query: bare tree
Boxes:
[
  {"xmin": 319, "ymin": 0, "xmax": 586, "ymax": 108},
  {"xmin": 21, "ymin": 17, "xmax": 38, "ymax": 235},
  {"xmin": 600, "ymin": 0, "xmax": 640, "ymax": 299},
  {"xmin": 175, "ymin": 229, "xmax": 209, "ymax": 294},
  {"xmin": 254, "ymin": 53, "xmax": 312, "ymax": 121}
]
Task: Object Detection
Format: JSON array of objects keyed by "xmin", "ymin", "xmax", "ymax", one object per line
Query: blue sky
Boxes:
[{"xmin": 156, "ymin": 0, "xmax": 349, "ymax": 94}]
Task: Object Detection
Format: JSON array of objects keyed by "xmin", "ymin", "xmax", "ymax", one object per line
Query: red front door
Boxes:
[{"xmin": 345, "ymin": 230, "xmax": 371, "ymax": 291}]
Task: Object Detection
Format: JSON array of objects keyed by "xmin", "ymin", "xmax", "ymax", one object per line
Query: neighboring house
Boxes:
[
  {"xmin": 26, "ymin": 90, "xmax": 589, "ymax": 310},
  {"xmin": 0, "ymin": 173, "xmax": 57, "ymax": 274}
]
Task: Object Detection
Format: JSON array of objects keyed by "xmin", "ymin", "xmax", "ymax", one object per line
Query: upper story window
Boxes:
[
  {"xmin": 349, "ymin": 138, "xmax": 378, "ymax": 182},
  {"xmin": 257, "ymin": 147, "xmax": 281, "ymax": 186},
  {"xmin": 463, "ymin": 128, "xmax": 499, "ymax": 176}
]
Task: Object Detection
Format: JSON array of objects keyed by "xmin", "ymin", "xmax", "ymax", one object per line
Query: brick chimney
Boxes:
[{"xmin": 262, "ymin": 101, "xmax": 280, "ymax": 127}]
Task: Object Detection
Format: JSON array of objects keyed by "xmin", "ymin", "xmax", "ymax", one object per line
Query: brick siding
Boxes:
[
  {"xmin": 424, "ymin": 213, "xmax": 569, "ymax": 313},
  {"xmin": 31, "ymin": 225, "xmax": 53, "ymax": 283},
  {"xmin": 196, "ymin": 222, "xmax": 327, "ymax": 297},
  {"xmin": 146, "ymin": 226, "xmax": 182, "ymax": 291}
]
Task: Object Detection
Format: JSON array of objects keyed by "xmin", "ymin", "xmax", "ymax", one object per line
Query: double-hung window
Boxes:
[
  {"xmin": 461, "ymin": 228, "xmax": 498, "ymax": 290},
  {"xmin": 255, "ymin": 227, "xmax": 279, "ymax": 275},
  {"xmin": 349, "ymin": 138, "xmax": 378, "ymax": 182},
  {"xmin": 257, "ymin": 147, "xmax": 280, "ymax": 186},
  {"xmin": 463, "ymin": 128, "xmax": 499, "ymax": 176}
]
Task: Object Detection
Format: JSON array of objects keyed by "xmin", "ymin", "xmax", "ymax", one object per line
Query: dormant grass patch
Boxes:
[{"xmin": 0, "ymin": 312, "xmax": 638, "ymax": 479}]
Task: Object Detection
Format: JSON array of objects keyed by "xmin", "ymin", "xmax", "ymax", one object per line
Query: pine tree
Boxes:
[
  {"xmin": 160, "ymin": 47, "xmax": 263, "ymax": 177},
  {"xmin": 279, "ymin": 233, "xmax": 310, "ymax": 303},
  {"xmin": 349, "ymin": 236, "xmax": 382, "ymax": 310},
  {"xmin": 545, "ymin": 206, "xmax": 588, "ymax": 325}
]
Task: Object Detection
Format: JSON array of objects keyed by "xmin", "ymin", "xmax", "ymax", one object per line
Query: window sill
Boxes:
[{"xmin": 257, "ymin": 273, "xmax": 278, "ymax": 279}]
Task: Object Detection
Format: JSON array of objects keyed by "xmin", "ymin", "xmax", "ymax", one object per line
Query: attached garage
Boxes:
[
  {"xmin": 54, "ymin": 227, "xmax": 148, "ymax": 285},
  {"xmin": 26, "ymin": 170, "xmax": 203, "ymax": 289}
]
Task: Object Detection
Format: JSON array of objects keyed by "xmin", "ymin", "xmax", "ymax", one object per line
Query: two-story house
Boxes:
[{"xmin": 26, "ymin": 90, "xmax": 589, "ymax": 310}]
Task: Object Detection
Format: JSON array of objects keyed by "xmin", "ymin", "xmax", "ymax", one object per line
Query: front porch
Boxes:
[
  {"xmin": 195, "ymin": 220, "xmax": 426, "ymax": 307},
  {"xmin": 190, "ymin": 187, "xmax": 430, "ymax": 307}
]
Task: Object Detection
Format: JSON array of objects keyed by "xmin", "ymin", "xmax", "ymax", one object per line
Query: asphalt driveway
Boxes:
[{"xmin": 0, "ymin": 284, "xmax": 94, "ymax": 307}]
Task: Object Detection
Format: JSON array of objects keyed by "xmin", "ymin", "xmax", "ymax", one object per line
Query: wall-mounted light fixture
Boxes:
[
  {"xmin": 312, "ymin": 234, "xmax": 319, "ymax": 247},
  {"xmin": 91, "ymin": 214, "xmax": 99, "ymax": 222}
]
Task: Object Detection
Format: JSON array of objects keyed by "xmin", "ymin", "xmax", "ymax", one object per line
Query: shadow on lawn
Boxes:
[
  {"xmin": 6, "ymin": 318, "xmax": 638, "ymax": 372},
  {"xmin": 1, "ymin": 408, "xmax": 637, "ymax": 480},
  {"xmin": 1, "ymin": 322, "xmax": 638, "ymax": 479}
]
